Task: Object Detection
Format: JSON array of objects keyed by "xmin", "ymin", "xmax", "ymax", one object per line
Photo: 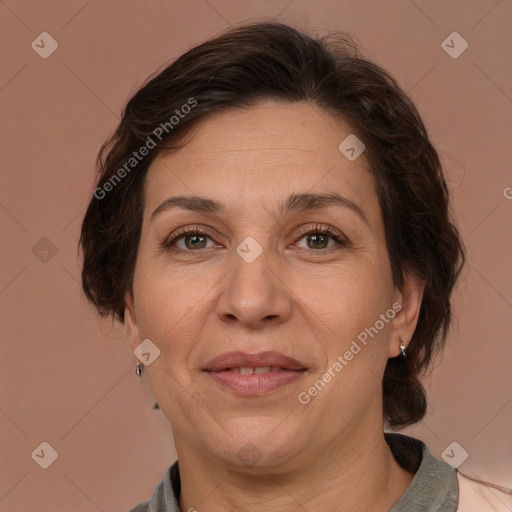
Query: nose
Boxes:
[{"xmin": 216, "ymin": 245, "xmax": 293, "ymax": 329}]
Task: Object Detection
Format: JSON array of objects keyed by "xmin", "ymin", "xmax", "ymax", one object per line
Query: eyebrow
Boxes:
[{"xmin": 151, "ymin": 192, "xmax": 369, "ymax": 226}]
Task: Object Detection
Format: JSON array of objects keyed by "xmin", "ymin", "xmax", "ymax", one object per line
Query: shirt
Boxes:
[{"xmin": 128, "ymin": 433, "xmax": 512, "ymax": 511}]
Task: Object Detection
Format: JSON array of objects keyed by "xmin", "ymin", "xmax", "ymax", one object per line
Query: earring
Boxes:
[
  {"xmin": 399, "ymin": 337, "xmax": 407, "ymax": 358},
  {"xmin": 135, "ymin": 361, "xmax": 143, "ymax": 377}
]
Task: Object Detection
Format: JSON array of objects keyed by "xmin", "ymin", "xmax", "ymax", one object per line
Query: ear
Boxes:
[
  {"xmin": 123, "ymin": 291, "xmax": 141, "ymax": 353},
  {"xmin": 389, "ymin": 273, "xmax": 425, "ymax": 358}
]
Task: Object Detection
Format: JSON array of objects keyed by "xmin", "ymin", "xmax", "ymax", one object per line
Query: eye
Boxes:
[
  {"xmin": 294, "ymin": 224, "xmax": 349, "ymax": 251},
  {"xmin": 162, "ymin": 223, "xmax": 350, "ymax": 253},
  {"xmin": 163, "ymin": 227, "xmax": 217, "ymax": 251}
]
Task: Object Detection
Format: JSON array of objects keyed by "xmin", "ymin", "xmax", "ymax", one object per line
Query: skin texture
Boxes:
[{"xmin": 124, "ymin": 100, "xmax": 425, "ymax": 511}]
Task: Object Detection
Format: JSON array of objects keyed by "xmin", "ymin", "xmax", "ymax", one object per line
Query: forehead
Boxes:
[{"xmin": 144, "ymin": 101, "xmax": 378, "ymax": 220}]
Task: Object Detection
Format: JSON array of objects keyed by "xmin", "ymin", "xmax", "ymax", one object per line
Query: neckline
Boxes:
[
  {"xmin": 162, "ymin": 433, "xmax": 458, "ymax": 512},
  {"xmin": 385, "ymin": 433, "xmax": 458, "ymax": 511}
]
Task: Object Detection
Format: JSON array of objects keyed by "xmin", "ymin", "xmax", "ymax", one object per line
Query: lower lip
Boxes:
[{"xmin": 205, "ymin": 369, "xmax": 306, "ymax": 395}]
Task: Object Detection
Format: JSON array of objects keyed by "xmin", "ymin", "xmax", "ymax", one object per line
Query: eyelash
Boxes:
[{"xmin": 162, "ymin": 223, "xmax": 350, "ymax": 253}]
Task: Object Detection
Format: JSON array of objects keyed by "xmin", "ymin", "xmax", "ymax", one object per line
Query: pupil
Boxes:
[
  {"xmin": 310, "ymin": 234, "xmax": 327, "ymax": 248},
  {"xmin": 188, "ymin": 235, "xmax": 205, "ymax": 249}
]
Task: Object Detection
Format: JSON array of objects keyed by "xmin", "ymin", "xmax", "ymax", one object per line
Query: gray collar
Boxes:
[
  {"xmin": 386, "ymin": 433, "xmax": 458, "ymax": 511},
  {"xmin": 129, "ymin": 433, "xmax": 459, "ymax": 511}
]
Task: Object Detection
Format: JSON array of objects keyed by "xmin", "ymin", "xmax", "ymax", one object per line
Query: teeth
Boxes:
[
  {"xmin": 254, "ymin": 366, "xmax": 271, "ymax": 374},
  {"xmin": 229, "ymin": 366, "xmax": 276, "ymax": 374}
]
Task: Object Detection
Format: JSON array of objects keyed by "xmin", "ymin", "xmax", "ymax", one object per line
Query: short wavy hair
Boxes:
[{"xmin": 79, "ymin": 21, "xmax": 466, "ymax": 429}]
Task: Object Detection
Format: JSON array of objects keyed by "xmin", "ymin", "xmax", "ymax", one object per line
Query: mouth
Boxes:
[
  {"xmin": 203, "ymin": 350, "xmax": 306, "ymax": 372},
  {"xmin": 203, "ymin": 351, "xmax": 308, "ymax": 395},
  {"xmin": 222, "ymin": 366, "xmax": 289, "ymax": 374}
]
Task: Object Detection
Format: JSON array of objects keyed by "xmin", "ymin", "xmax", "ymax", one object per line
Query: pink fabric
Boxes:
[{"xmin": 457, "ymin": 472, "xmax": 512, "ymax": 511}]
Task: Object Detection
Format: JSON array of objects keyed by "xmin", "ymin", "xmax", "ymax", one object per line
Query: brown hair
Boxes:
[{"xmin": 79, "ymin": 21, "xmax": 465, "ymax": 429}]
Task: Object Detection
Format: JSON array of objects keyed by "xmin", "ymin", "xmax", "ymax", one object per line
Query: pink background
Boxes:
[{"xmin": 1, "ymin": 1, "xmax": 511, "ymax": 510}]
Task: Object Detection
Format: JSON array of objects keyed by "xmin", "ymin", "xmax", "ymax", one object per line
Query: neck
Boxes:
[{"xmin": 174, "ymin": 426, "xmax": 415, "ymax": 512}]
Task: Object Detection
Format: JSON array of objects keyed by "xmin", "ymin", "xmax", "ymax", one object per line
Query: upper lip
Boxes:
[{"xmin": 203, "ymin": 351, "xmax": 307, "ymax": 372}]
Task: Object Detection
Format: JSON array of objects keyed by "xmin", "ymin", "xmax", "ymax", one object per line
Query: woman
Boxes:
[{"xmin": 80, "ymin": 21, "xmax": 511, "ymax": 512}]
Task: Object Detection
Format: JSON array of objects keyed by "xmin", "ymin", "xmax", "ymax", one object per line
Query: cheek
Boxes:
[
  {"xmin": 296, "ymin": 258, "xmax": 391, "ymax": 339},
  {"xmin": 132, "ymin": 260, "xmax": 223, "ymax": 371},
  {"xmin": 298, "ymin": 267, "xmax": 392, "ymax": 419},
  {"xmin": 296, "ymin": 260, "xmax": 394, "ymax": 409},
  {"xmin": 132, "ymin": 269, "xmax": 214, "ymax": 416}
]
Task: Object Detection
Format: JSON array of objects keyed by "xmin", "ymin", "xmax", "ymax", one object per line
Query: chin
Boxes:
[{"xmin": 208, "ymin": 418, "xmax": 308, "ymax": 471}]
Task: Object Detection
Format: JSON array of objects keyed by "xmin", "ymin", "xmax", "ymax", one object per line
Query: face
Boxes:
[{"xmin": 124, "ymin": 101, "xmax": 423, "ymax": 471}]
